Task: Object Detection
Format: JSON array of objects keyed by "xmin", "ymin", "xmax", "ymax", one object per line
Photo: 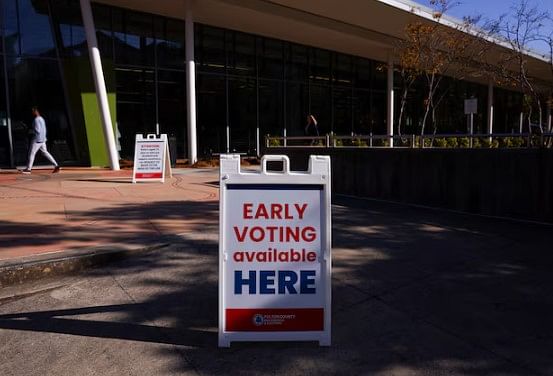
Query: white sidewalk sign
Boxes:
[
  {"xmin": 132, "ymin": 134, "xmax": 172, "ymax": 183},
  {"xmin": 464, "ymin": 98, "xmax": 478, "ymax": 115},
  {"xmin": 218, "ymin": 154, "xmax": 332, "ymax": 347}
]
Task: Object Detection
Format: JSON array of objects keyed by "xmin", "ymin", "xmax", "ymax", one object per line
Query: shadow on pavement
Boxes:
[
  {"xmin": 1, "ymin": 196, "xmax": 553, "ymax": 374},
  {"xmin": 0, "ymin": 200, "xmax": 219, "ymax": 252}
]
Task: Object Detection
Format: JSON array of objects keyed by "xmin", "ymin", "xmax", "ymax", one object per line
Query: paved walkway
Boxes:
[
  {"xmin": 1, "ymin": 168, "xmax": 553, "ymax": 374},
  {"xmin": 0, "ymin": 168, "xmax": 217, "ymax": 261}
]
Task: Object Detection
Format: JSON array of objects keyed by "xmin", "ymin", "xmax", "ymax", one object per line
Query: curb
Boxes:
[{"xmin": 0, "ymin": 243, "xmax": 170, "ymax": 288}]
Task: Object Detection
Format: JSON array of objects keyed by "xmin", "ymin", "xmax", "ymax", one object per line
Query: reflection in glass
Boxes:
[
  {"xmin": 197, "ymin": 74, "xmax": 226, "ymax": 155},
  {"xmin": 2, "ymin": 0, "xmax": 20, "ymax": 55},
  {"xmin": 6, "ymin": 57, "xmax": 74, "ymax": 165},
  {"xmin": 18, "ymin": 0, "xmax": 56, "ymax": 57},
  {"xmin": 310, "ymin": 84, "xmax": 331, "ymax": 134},
  {"xmin": 156, "ymin": 19, "xmax": 185, "ymax": 69},
  {"xmin": 258, "ymin": 38, "xmax": 283, "ymax": 79},
  {"xmin": 227, "ymin": 32, "xmax": 255, "ymax": 77},
  {"xmin": 229, "ymin": 78, "xmax": 256, "ymax": 153},
  {"xmin": 158, "ymin": 69, "xmax": 186, "ymax": 156},
  {"xmin": 51, "ymin": 0, "xmax": 88, "ymax": 57},
  {"xmin": 286, "ymin": 83, "xmax": 308, "ymax": 136},
  {"xmin": 333, "ymin": 87, "xmax": 352, "ymax": 135},
  {"xmin": 286, "ymin": 43, "xmax": 308, "ymax": 82},
  {"xmin": 115, "ymin": 67, "xmax": 155, "ymax": 157},
  {"xmin": 195, "ymin": 24, "xmax": 225, "ymax": 73},
  {"xmin": 259, "ymin": 79, "xmax": 283, "ymax": 138}
]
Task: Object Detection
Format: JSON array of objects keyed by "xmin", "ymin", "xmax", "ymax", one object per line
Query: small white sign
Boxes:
[
  {"xmin": 219, "ymin": 154, "xmax": 332, "ymax": 347},
  {"xmin": 464, "ymin": 98, "xmax": 478, "ymax": 115},
  {"xmin": 132, "ymin": 134, "xmax": 172, "ymax": 183}
]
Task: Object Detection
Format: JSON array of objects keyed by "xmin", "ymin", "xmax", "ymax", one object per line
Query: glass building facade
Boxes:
[{"xmin": 0, "ymin": 0, "xmax": 526, "ymax": 167}]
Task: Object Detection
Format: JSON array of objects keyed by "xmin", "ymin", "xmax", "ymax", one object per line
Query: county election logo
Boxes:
[{"xmin": 253, "ymin": 314, "xmax": 264, "ymax": 326}]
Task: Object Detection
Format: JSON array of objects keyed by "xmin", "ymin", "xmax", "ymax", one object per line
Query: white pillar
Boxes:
[
  {"xmin": 185, "ymin": 3, "xmax": 198, "ymax": 164},
  {"xmin": 80, "ymin": 0, "xmax": 119, "ymax": 170},
  {"xmin": 487, "ymin": 82, "xmax": 494, "ymax": 135},
  {"xmin": 387, "ymin": 54, "xmax": 394, "ymax": 148}
]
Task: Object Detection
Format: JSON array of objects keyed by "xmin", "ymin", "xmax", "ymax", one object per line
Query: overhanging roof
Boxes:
[{"xmin": 95, "ymin": 0, "xmax": 551, "ymax": 84}]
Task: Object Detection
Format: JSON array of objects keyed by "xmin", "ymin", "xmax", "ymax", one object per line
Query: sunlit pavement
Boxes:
[
  {"xmin": 0, "ymin": 167, "xmax": 218, "ymax": 261},
  {"xmin": 1, "ymin": 168, "xmax": 553, "ymax": 375}
]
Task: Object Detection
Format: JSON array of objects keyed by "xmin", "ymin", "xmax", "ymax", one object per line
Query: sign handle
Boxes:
[{"xmin": 261, "ymin": 155, "xmax": 290, "ymax": 174}]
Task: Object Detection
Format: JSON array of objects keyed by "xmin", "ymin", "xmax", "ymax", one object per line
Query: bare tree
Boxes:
[
  {"xmin": 491, "ymin": 0, "xmax": 549, "ymax": 132},
  {"xmin": 399, "ymin": 0, "xmax": 486, "ymax": 135},
  {"xmin": 395, "ymin": 63, "xmax": 417, "ymax": 137},
  {"xmin": 538, "ymin": 15, "xmax": 553, "ymax": 132}
]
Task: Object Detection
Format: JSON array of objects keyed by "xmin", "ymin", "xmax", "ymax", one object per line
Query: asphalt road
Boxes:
[{"xmin": 1, "ymin": 197, "xmax": 552, "ymax": 375}]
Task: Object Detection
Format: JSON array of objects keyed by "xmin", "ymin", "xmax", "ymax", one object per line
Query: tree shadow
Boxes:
[
  {"xmin": 0, "ymin": 200, "xmax": 219, "ymax": 254},
  {"xmin": 1, "ymin": 196, "xmax": 553, "ymax": 374}
]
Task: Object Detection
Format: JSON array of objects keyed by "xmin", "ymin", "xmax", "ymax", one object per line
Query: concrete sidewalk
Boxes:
[
  {"xmin": 0, "ymin": 167, "xmax": 218, "ymax": 262},
  {"xmin": 1, "ymin": 192, "xmax": 552, "ymax": 375}
]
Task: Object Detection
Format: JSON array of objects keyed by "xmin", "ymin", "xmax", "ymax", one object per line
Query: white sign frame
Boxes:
[
  {"xmin": 132, "ymin": 133, "xmax": 172, "ymax": 183},
  {"xmin": 218, "ymin": 154, "xmax": 332, "ymax": 348}
]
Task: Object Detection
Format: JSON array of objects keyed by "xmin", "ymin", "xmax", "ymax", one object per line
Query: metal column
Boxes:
[
  {"xmin": 185, "ymin": 2, "xmax": 198, "ymax": 164},
  {"xmin": 487, "ymin": 81, "xmax": 494, "ymax": 135},
  {"xmin": 79, "ymin": 0, "xmax": 119, "ymax": 170},
  {"xmin": 387, "ymin": 54, "xmax": 394, "ymax": 148}
]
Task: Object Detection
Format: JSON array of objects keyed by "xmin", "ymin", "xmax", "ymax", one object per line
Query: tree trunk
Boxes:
[{"xmin": 398, "ymin": 88, "xmax": 409, "ymax": 137}]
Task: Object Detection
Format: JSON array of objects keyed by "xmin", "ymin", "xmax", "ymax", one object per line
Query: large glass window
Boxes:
[
  {"xmin": 19, "ymin": 0, "xmax": 56, "ymax": 57},
  {"xmin": 227, "ymin": 32, "xmax": 255, "ymax": 77},
  {"xmin": 156, "ymin": 19, "xmax": 185, "ymax": 69},
  {"xmin": 258, "ymin": 38, "xmax": 283, "ymax": 79},
  {"xmin": 2, "ymin": 0, "xmax": 19, "ymax": 56},
  {"xmin": 51, "ymin": 0, "xmax": 87, "ymax": 57},
  {"xmin": 286, "ymin": 82, "xmax": 308, "ymax": 136},
  {"xmin": 115, "ymin": 67, "xmax": 155, "ymax": 157},
  {"xmin": 310, "ymin": 84, "xmax": 332, "ymax": 134},
  {"xmin": 228, "ymin": 77, "xmax": 256, "ymax": 153},
  {"xmin": 259, "ymin": 79, "xmax": 283, "ymax": 138},
  {"xmin": 195, "ymin": 25, "xmax": 225, "ymax": 73},
  {"xmin": 193, "ymin": 24, "xmax": 400, "ymax": 154},
  {"xmin": 6, "ymin": 57, "xmax": 74, "ymax": 165},
  {"xmin": 286, "ymin": 43, "xmax": 308, "ymax": 82},
  {"xmin": 157, "ymin": 69, "xmax": 186, "ymax": 156},
  {"xmin": 197, "ymin": 74, "xmax": 226, "ymax": 156},
  {"xmin": 92, "ymin": 4, "xmax": 113, "ymax": 59}
]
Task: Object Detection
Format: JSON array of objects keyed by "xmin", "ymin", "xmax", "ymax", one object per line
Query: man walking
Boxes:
[{"xmin": 21, "ymin": 107, "xmax": 60, "ymax": 174}]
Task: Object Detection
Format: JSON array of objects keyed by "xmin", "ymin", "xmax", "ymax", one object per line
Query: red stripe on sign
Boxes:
[
  {"xmin": 226, "ymin": 308, "xmax": 324, "ymax": 332},
  {"xmin": 135, "ymin": 172, "xmax": 162, "ymax": 179}
]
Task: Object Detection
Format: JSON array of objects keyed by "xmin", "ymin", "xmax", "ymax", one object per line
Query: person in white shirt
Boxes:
[{"xmin": 21, "ymin": 107, "xmax": 60, "ymax": 174}]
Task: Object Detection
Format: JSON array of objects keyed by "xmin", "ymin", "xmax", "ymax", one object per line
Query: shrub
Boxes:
[
  {"xmin": 268, "ymin": 137, "xmax": 281, "ymax": 147},
  {"xmin": 446, "ymin": 137, "xmax": 458, "ymax": 148},
  {"xmin": 459, "ymin": 137, "xmax": 470, "ymax": 148},
  {"xmin": 473, "ymin": 138, "xmax": 481, "ymax": 148},
  {"xmin": 423, "ymin": 138, "xmax": 433, "ymax": 147},
  {"xmin": 491, "ymin": 140, "xmax": 499, "ymax": 148},
  {"xmin": 434, "ymin": 137, "xmax": 447, "ymax": 148},
  {"xmin": 480, "ymin": 138, "xmax": 491, "ymax": 148},
  {"xmin": 499, "ymin": 137, "xmax": 513, "ymax": 148},
  {"xmin": 334, "ymin": 138, "xmax": 343, "ymax": 147},
  {"xmin": 352, "ymin": 138, "xmax": 368, "ymax": 147},
  {"xmin": 511, "ymin": 137, "xmax": 521, "ymax": 147}
]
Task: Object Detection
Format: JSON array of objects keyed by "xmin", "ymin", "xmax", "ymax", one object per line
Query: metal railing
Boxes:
[{"xmin": 265, "ymin": 133, "xmax": 553, "ymax": 149}]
